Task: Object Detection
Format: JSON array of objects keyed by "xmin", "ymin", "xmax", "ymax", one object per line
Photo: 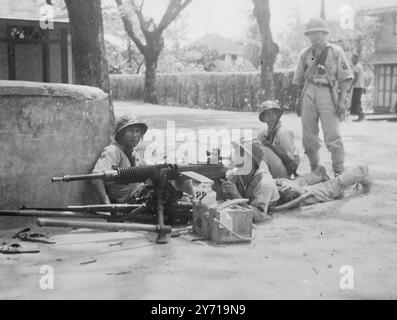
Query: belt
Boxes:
[{"xmin": 308, "ymin": 80, "xmax": 330, "ymax": 88}]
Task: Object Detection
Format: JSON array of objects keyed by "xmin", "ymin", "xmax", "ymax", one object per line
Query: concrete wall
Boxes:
[{"xmin": 0, "ymin": 81, "xmax": 114, "ymax": 229}]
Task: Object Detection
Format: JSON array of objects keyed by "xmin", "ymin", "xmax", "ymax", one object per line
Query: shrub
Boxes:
[{"xmin": 110, "ymin": 71, "xmax": 297, "ymax": 111}]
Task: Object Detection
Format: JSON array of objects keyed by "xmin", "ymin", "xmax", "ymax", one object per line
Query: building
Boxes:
[
  {"xmin": 360, "ymin": 3, "xmax": 397, "ymax": 113},
  {"xmin": 187, "ymin": 33, "xmax": 246, "ymax": 67},
  {"xmin": 0, "ymin": 0, "xmax": 73, "ymax": 83}
]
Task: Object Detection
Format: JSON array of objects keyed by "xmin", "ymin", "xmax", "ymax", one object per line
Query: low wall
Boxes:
[{"xmin": 0, "ymin": 81, "xmax": 114, "ymax": 229}]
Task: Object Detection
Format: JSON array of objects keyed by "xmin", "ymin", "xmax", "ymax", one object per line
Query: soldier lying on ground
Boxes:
[
  {"xmin": 213, "ymin": 139, "xmax": 372, "ymax": 223},
  {"xmin": 256, "ymin": 100, "xmax": 300, "ymax": 178},
  {"xmin": 91, "ymin": 114, "xmax": 193, "ymax": 204}
]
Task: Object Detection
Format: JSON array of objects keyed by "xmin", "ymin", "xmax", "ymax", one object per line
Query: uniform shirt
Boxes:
[
  {"xmin": 293, "ymin": 42, "xmax": 353, "ymax": 86},
  {"xmin": 92, "ymin": 142, "xmax": 145, "ymax": 203},
  {"xmin": 352, "ymin": 62, "xmax": 365, "ymax": 89},
  {"xmin": 257, "ymin": 125, "xmax": 300, "ymax": 176},
  {"xmin": 273, "ymin": 126, "xmax": 300, "ymax": 168},
  {"xmin": 229, "ymin": 161, "xmax": 280, "ymax": 222}
]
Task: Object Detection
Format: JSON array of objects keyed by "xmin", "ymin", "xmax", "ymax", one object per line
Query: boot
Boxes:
[
  {"xmin": 331, "ymin": 149, "xmax": 345, "ymax": 176},
  {"xmin": 307, "ymin": 152, "xmax": 320, "ymax": 171},
  {"xmin": 295, "ymin": 165, "xmax": 330, "ymax": 186},
  {"xmin": 337, "ymin": 165, "xmax": 373, "ymax": 194}
]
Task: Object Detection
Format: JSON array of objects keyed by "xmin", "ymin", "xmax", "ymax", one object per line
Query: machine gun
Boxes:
[{"xmin": 49, "ymin": 162, "xmax": 226, "ymax": 243}]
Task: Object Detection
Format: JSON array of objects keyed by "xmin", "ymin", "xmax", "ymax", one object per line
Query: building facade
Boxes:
[
  {"xmin": 361, "ymin": 5, "xmax": 397, "ymax": 113},
  {"xmin": 0, "ymin": 0, "xmax": 73, "ymax": 84}
]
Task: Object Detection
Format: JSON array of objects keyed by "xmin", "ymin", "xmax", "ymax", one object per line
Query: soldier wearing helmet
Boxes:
[
  {"xmin": 91, "ymin": 114, "xmax": 148, "ymax": 204},
  {"xmin": 213, "ymin": 139, "xmax": 372, "ymax": 221},
  {"xmin": 293, "ymin": 17, "xmax": 353, "ymax": 176},
  {"xmin": 257, "ymin": 100, "xmax": 300, "ymax": 178}
]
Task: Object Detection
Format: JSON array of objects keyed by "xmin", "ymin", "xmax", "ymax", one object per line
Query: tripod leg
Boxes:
[{"xmin": 156, "ymin": 187, "xmax": 168, "ymax": 244}]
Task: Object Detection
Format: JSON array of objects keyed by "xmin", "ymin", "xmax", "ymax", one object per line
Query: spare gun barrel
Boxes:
[
  {"xmin": 0, "ymin": 210, "xmax": 104, "ymax": 219},
  {"xmin": 37, "ymin": 218, "xmax": 172, "ymax": 233},
  {"xmin": 23, "ymin": 204, "xmax": 142, "ymax": 213}
]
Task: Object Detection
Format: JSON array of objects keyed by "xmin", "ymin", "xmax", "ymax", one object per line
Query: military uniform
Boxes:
[
  {"xmin": 92, "ymin": 142, "xmax": 145, "ymax": 203},
  {"xmin": 293, "ymin": 17, "xmax": 353, "ymax": 175},
  {"xmin": 293, "ymin": 42, "xmax": 353, "ymax": 174},
  {"xmin": 228, "ymin": 161, "xmax": 280, "ymax": 222},
  {"xmin": 277, "ymin": 165, "xmax": 372, "ymax": 206},
  {"xmin": 257, "ymin": 101, "xmax": 300, "ymax": 178}
]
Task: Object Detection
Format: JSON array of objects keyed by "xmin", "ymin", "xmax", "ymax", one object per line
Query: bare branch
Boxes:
[
  {"xmin": 139, "ymin": 0, "xmax": 144, "ymax": 12},
  {"xmin": 158, "ymin": 0, "xmax": 192, "ymax": 33},
  {"xmin": 114, "ymin": 0, "xmax": 146, "ymax": 54}
]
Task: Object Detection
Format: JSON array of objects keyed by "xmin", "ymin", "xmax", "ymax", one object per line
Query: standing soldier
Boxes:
[{"xmin": 293, "ymin": 18, "xmax": 353, "ymax": 176}]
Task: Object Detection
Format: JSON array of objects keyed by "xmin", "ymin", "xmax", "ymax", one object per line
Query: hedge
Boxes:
[{"xmin": 110, "ymin": 71, "xmax": 297, "ymax": 111}]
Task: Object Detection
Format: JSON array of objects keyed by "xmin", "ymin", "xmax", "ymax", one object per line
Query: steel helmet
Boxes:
[
  {"xmin": 114, "ymin": 114, "xmax": 148, "ymax": 137},
  {"xmin": 258, "ymin": 100, "xmax": 283, "ymax": 123},
  {"xmin": 304, "ymin": 17, "xmax": 329, "ymax": 36}
]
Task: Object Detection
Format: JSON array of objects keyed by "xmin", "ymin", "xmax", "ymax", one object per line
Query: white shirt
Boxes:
[{"xmin": 352, "ymin": 63, "xmax": 365, "ymax": 89}]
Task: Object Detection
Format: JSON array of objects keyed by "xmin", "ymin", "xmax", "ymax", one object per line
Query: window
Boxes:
[
  {"xmin": 9, "ymin": 26, "xmax": 46, "ymax": 41},
  {"xmin": 376, "ymin": 64, "xmax": 397, "ymax": 110}
]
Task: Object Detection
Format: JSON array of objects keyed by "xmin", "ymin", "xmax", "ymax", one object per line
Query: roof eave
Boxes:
[{"xmin": 358, "ymin": 6, "xmax": 397, "ymax": 16}]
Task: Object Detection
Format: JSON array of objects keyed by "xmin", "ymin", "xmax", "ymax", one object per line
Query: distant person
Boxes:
[
  {"xmin": 348, "ymin": 54, "xmax": 366, "ymax": 121},
  {"xmin": 293, "ymin": 17, "xmax": 353, "ymax": 177}
]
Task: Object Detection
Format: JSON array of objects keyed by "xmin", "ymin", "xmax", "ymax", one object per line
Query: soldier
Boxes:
[
  {"xmin": 214, "ymin": 139, "xmax": 372, "ymax": 222},
  {"xmin": 293, "ymin": 18, "xmax": 353, "ymax": 176},
  {"xmin": 91, "ymin": 114, "xmax": 193, "ymax": 204},
  {"xmin": 257, "ymin": 100, "xmax": 300, "ymax": 178},
  {"xmin": 91, "ymin": 114, "xmax": 148, "ymax": 204}
]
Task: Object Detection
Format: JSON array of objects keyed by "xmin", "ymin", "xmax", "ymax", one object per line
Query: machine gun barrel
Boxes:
[
  {"xmin": 52, "ymin": 170, "xmax": 118, "ymax": 182},
  {"xmin": 52, "ymin": 163, "xmax": 226, "ymax": 184}
]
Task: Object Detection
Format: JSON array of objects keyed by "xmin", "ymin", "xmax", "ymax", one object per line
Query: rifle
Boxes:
[
  {"xmin": 263, "ymin": 108, "xmax": 284, "ymax": 145},
  {"xmin": 261, "ymin": 109, "xmax": 298, "ymax": 177}
]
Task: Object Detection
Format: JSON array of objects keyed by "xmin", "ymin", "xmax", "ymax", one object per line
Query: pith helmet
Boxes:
[
  {"xmin": 259, "ymin": 100, "xmax": 283, "ymax": 123},
  {"xmin": 114, "ymin": 114, "xmax": 148, "ymax": 137},
  {"xmin": 304, "ymin": 17, "xmax": 329, "ymax": 36}
]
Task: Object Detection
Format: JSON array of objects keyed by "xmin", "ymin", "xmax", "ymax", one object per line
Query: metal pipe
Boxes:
[
  {"xmin": 23, "ymin": 204, "xmax": 142, "ymax": 213},
  {"xmin": 0, "ymin": 210, "xmax": 105, "ymax": 219},
  {"xmin": 37, "ymin": 218, "xmax": 172, "ymax": 233}
]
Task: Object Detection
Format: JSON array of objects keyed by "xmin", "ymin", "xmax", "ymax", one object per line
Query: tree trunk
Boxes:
[
  {"xmin": 64, "ymin": 0, "xmax": 110, "ymax": 95},
  {"xmin": 253, "ymin": 0, "xmax": 279, "ymax": 101},
  {"xmin": 144, "ymin": 58, "xmax": 158, "ymax": 104}
]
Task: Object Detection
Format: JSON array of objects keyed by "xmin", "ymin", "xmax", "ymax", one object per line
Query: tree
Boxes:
[
  {"xmin": 64, "ymin": 0, "xmax": 110, "ymax": 95},
  {"xmin": 102, "ymin": 3, "xmax": 145, "ymax": 75},
  {"xmin": 252, "ymin": 0, "xmax": 279, "ymax": 100},
  {"xmin": 114, "ymin": 0, "xmax": 193, "ymax": 104}
]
